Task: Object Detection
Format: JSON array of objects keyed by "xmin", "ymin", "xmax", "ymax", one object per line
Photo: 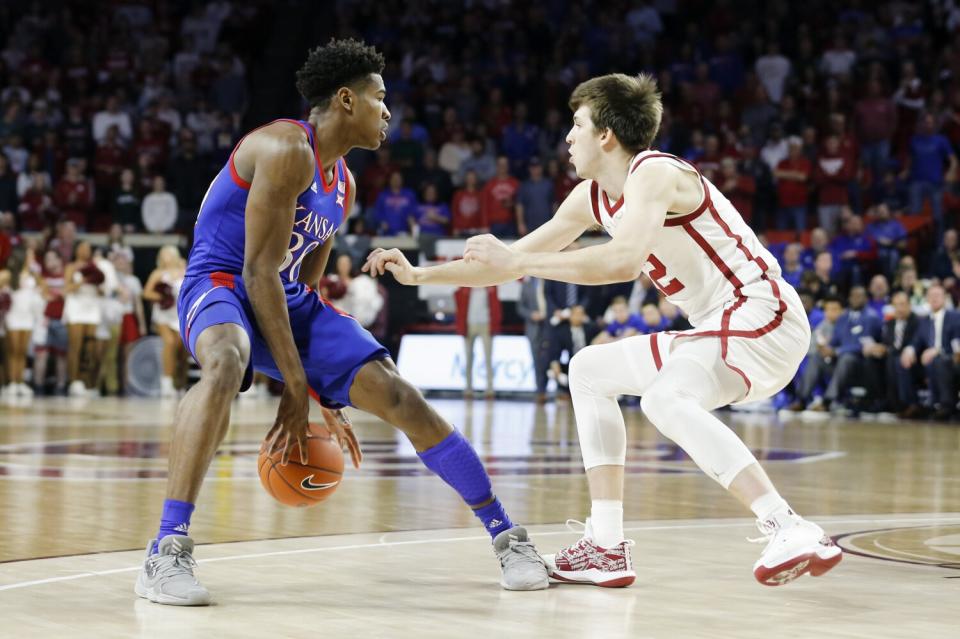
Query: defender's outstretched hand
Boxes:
[
  {"xmin": 463, "ymin": 234, "xmax": 520, "ymax": 274},
  {"xmin": 362, "ymin": 247, "xmax": 419, "ymax": 285}
]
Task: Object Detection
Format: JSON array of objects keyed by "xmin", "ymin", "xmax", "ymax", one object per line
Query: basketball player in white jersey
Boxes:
[{"xmin": 364, "ymin": 73, "xmax": 841, "ymax": 587}]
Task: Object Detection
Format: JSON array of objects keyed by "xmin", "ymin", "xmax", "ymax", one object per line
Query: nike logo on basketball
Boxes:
[{"xmin": 300, "ymin": 475, "xmax": 339, "ymax": 490}]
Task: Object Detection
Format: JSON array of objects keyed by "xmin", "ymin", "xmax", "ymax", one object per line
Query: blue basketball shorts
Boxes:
[{"xmin": 177, "ymin": 271, "xmax": 389, "ymax": 408}]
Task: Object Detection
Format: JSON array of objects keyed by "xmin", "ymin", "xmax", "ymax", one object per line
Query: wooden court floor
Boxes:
[{"xmin": 0, "ymin": 395, "xmax": 957, "ymax": 638}]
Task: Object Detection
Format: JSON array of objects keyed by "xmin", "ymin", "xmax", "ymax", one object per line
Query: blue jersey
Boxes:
[{"xmin": 186, "ymin": 118, "xmax": 350, "ymax": 289}]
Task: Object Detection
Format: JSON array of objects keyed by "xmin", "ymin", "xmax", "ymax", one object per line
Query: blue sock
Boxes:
[
  {"xmin": 417, "ymin": 429, "xmax": 514, "ymax": 538},
  {"xmin": 154, "ymin": 499, "xmax": 195, "ymax": 552}
]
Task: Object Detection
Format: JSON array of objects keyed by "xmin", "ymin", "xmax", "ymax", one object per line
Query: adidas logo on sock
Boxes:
[
  {"xmin": 488, "ymin": 519, "xmax": 502, "ymax": 529},
  {"xmin": 174, "ymin": 523, "xmax": 189, "ymax": 534}
]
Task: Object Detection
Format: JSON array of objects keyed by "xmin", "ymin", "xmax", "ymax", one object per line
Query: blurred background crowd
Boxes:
[{"xmin": 0, "ymin": 0, "xmax": 958, "ymax": 419}]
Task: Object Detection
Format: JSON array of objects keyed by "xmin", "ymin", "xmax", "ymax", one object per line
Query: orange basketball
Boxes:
[{"xmin": 258, "ymin": 423, "xmax": 344, "ymax": 507}]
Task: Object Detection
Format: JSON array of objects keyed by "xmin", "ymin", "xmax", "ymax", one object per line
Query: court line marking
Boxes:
[
  {"xmin": 2, "ymin": 516, "xmax": 959, "ymax": 593},
  {"xmin": 840, "ymin": 527, "xmax": 960, "ymax": 565}
]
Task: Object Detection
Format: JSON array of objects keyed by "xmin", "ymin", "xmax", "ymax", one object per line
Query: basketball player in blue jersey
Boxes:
[{"xmin": 135, "ymin": 39, "xmax": 548, "ymax": 606}]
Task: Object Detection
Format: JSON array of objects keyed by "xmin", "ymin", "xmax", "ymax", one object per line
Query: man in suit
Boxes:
[
  {"xmin": 791, "ymin": 295, "xmax": 844, "ymax": 410},
  {"xmin": 549, "ymin": 304, "xmax": 600, "ymax": 398},
  {"xmin": 900, "ymin": 284, "xmax": 960, "ymax": 420},
  {"xmin": 818, "ymin": 286, "xmax": 883, "ymax": 411},
  {"xmin": 517, "ymin": 276, "xmax": 551, "ymax": 403},
  {"xmin": 544, "ymin": 279, "xmax": 597, "ymax": 322},
  {"xmin": 881, "ymin": 290, "xmax": 922, "ymax": 417}
]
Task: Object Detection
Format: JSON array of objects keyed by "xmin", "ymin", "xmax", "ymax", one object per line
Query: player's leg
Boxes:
[
  {"xmin": 349, "ymin": 358, "xmax": 549, "ymax": 590},
  {"xmin": 137, "ymin": 283, "xmax": 254, "ymax": 606},
  {"xmin": 545, "ymin": 335, "xmax": 665, "ymax": 586},
  {"xmin": 164, "ymin": 323, "xmax": 249, "ymax": 504},
  {"xmin": 639, "ymin": 338, "xmax": 841, "ymax": 586},
  {"xmin": 278, "ymin": 296, "xmax": 548, "ymax": 590}
]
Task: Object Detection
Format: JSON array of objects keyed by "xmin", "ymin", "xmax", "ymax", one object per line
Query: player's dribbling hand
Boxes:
[
  {"xmin": 320, "ymin": 407, "xmax": 362, "ymax": 469},
  {"xmin": 361, "ymin": 248, "xmax": 419, "ymax": 285},
  {"xmin": 266, "ymin": 382, "xmax": 311, "ymax": 465}
]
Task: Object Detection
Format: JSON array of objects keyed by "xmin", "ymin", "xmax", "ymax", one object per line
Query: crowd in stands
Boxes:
[
  {"xmin": 0, "ymin": 0, "xmax": 260, "ymax": 395},
  {"xmin": 0, "ymin": 0, "xmax": 957, "ymax": 417}
]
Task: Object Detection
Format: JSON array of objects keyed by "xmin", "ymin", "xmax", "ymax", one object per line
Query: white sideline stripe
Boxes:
[{"xmin": 1, "ymin": 516, "xmax": 958, "ymax": 592}]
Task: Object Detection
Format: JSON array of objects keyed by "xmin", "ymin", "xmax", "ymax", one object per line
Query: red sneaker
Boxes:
[{"xmin": 544, "ymin": 520, "xmax": 636, "ymax": 587}]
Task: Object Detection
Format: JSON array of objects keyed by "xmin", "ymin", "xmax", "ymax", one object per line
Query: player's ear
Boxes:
[
  {"xmin": 599, "ymin": 128, "xmax": 619, "ymax": 151},
  {"xmin": 337, "ymin": 87, "xmax": 354, "ymax": 113}
]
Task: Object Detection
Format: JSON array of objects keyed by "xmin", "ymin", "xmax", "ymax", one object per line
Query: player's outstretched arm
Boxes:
[
  {"xmin": 362, "ymin": 180, "xmax": 594, "ymax": 286},
  {"xmin": 241, "ymin": 130, "xmax": 315, "ymax": 464},
  {"xmin": 463, "ymin": 163, "xmax": 675, "ymax": 285}
]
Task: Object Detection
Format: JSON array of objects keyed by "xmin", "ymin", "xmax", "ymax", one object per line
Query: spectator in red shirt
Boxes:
[
  {"xmin": 893, "ymin": 61, "xmax": 925, "ymax": 157},
  {"xmin": 855, "ymin": 79, "xmax": 897, "ymax": 186},
  {"xmin": 827, "ymin": 112, "xmax": 859, "ymax": 167},
  {"xmin": 0, "ymin": 212, "xmax": 17, "ymax": 269},
  {"xmin": 481, "ymin": 156, "xmax": 521, "ymax": 237},
  {"xmin": 451, "ymin": 170, "xmax": 487, "ymax": 237},
  {"xmin": 775, "ymin": 137, "xmax": 812, "ymax": 234},
  {"xmin": 359, "ymin": 148, "xmax": 398, "ymax": 208},
  {"xmin": 690, "ymin": 62, "xmax": 721, "ymax": 115},
  {"xmin": 695, "ymin": 134, "xmax": 723, "ymax": 182},
  {"xmin": 93, "ymin": 125, "xmax": 131, "ymax": 195},
  {"xmin": 133, "ymin": 119, "xmax": 168, "ymax": 170},
  {"xmin": 718, "ymin": 157, "xmax": 756, "ymax": 223},
  {"xmin": 54, "ymin": 158, "xmax": 95, "ymax": 229},
  {"xmin": 551, "ymin": 158, "xmax": 579, "ymax": 205},
  {"xmin": 17, "ymin": 173, "xmax": 56, "ymax": 231},
  {"xmin": 479, "ymin": 87, "xmax": 511, "ymax": 139},
  {"xmin": 814, "ymin": 135, "xmax": 855, "ymax": 235}
]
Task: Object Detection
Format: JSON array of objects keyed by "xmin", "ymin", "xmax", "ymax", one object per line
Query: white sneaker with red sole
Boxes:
[
  {"xmin": 751, "ymin": 512, "xmax": 842, "ymax": 586},
  {"xmin": 543, "ymin": 519, "xmax": 636, "ymax": 588}
]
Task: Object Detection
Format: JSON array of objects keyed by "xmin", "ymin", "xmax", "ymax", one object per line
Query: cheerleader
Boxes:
[
  {"xmin": 3, "ymin": 245, "xmax": 44, "ymax": 397},
  {"xmin": 111, "ymin": 250, "xmax": 145, "ymax": 394},
  {"xmin": 33, "ymin": 249, "xmax": 67, "ymax": 395},
  {"xmin": 143, "ymin": 245, "xmax": 185, "ymax": 397},
  {"xmin": 63, "ymin": 241, "xmax": 104, "ymax": 396}
]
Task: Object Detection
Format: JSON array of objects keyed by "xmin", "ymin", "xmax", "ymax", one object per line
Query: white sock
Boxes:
[
  {"xmin": 590, "ymin": 500, "xmax": 624, "ymax": 548},
  {"xmin": 750, "ymin": 492, "xmax": 794, "ymax": 523}
]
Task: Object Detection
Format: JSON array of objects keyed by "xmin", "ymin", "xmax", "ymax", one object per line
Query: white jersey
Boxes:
[
  {"xmin": 588, "ymin": 150, "xmax": 809, "ymax": 403},
  {"xmin": 589, "ymin": 150, "xmax": 783, "ymax": 327}
]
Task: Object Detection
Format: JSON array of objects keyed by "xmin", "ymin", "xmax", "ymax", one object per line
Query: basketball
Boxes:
[{"xmin": 257, "ymin": 423, "xmax": 344, "ymax": 507}]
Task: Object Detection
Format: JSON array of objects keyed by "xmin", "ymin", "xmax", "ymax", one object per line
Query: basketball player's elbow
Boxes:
[{"xmin": 242, "ymin": 255, "xmax": 277, "ymax": 284}]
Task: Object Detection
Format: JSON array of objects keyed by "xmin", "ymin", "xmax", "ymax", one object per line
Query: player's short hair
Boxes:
[
  {"xmin": 296, "ymin": 38, "xmax": 385, "ymax": 109},
  {"xmin": 569, "ymin": 73, "xmax": 662, "ymax": 153}
]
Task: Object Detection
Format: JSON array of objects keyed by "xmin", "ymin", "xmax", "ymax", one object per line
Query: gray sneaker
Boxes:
[
  {"xmin": 493, "ymin": 526, "xmax": 549, "ymax": 591},
  {"xmin": 134, "ymin": 535, "xmax": 211, "ymax": 606}
]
